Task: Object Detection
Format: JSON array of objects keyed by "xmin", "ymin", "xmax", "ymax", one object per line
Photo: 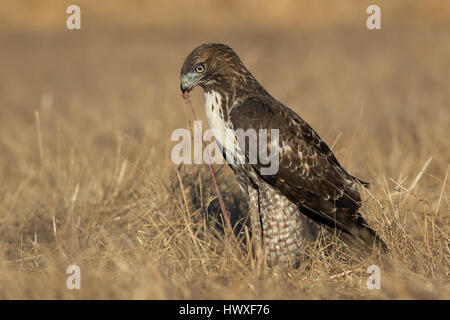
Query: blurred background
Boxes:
[{"xmin": 0, "ymin": 0, "xmax": 448, "ymax": 299}]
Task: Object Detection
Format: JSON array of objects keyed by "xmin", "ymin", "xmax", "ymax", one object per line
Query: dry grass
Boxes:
[{"xmin": 0, "ymin": 1, "xmax": 449, "ymax": 299}]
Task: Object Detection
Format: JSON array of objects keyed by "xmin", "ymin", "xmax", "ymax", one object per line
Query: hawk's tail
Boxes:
[{"xmin": 342, "ymin": 213, "xmax": 388, "ymax": 253}]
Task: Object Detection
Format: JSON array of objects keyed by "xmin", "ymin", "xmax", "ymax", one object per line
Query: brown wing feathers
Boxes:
[{"xmin": 229, "ymin": 97, "xmax": 385, "ymax": 250}]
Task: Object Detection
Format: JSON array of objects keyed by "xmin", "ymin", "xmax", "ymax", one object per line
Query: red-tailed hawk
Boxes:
[{"xmin": 180, "ymin": 43, "xmax": 386, "ymax": 267}]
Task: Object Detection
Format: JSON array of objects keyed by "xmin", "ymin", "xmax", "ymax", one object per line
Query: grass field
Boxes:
[{"xmin": 0, "ymin": 1, "xmax": 449, "ymax": 299}]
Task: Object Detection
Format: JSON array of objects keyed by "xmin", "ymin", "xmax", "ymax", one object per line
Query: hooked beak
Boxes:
[
  {"xmin": 180, "ymin": 83, "xmax": 192, "ymax": 94},
  {"xmin": 180, "ymin": 73, "xmax": 198, "ymax": 94}
]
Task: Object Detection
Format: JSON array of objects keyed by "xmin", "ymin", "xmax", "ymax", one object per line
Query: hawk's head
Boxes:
[{"xmin": 180, "ymin": 43, "xmax": 253, "ymax": 94}]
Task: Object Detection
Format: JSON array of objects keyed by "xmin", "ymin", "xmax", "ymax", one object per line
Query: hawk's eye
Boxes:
[{"xmin": 195, "ymin": 64, "xmax": 205, "ymax": 73}]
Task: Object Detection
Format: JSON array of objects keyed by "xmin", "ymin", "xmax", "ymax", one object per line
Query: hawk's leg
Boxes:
[
  {"xmin": 248, "ymin": 187, "xmax": 263, "ymax": 263},
  {"xmin": 258, "ymin": 181, "xmax": 319, "ymax": 268}
]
